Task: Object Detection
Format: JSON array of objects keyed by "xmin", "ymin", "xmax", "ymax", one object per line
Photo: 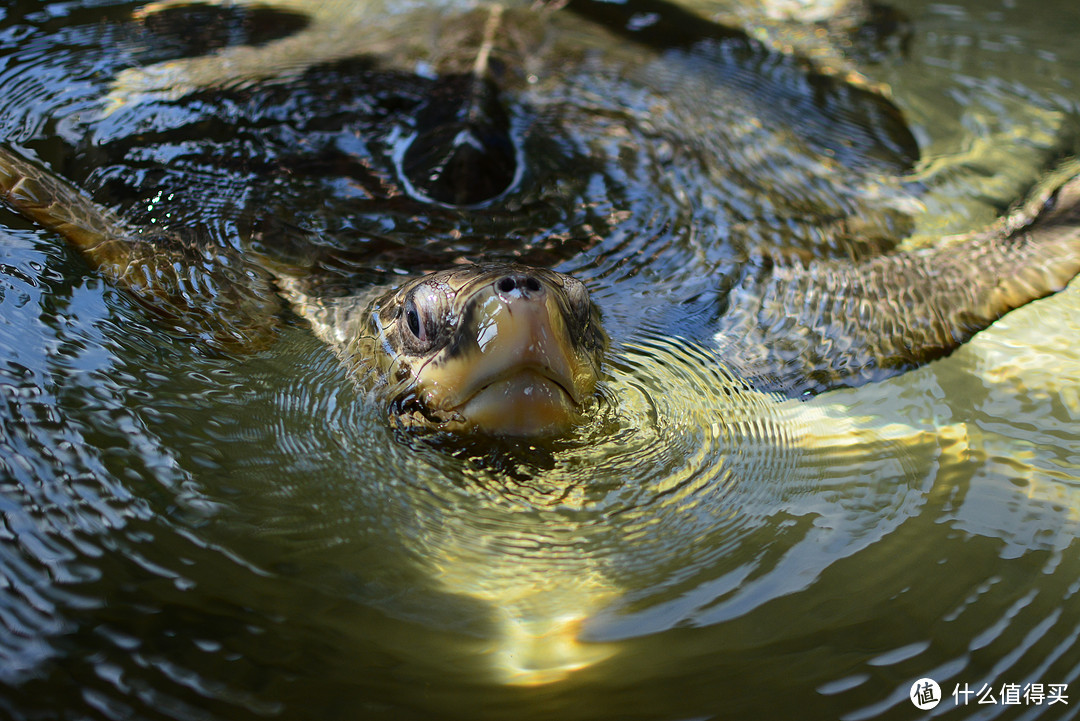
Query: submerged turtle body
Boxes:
[
  {"xmin": 104, "ymin": 0, "xmax": 923, "ymax": 266},
  {"xmin": 3, "ymin": 0, "xmax": 1080, "ymax": 437}
]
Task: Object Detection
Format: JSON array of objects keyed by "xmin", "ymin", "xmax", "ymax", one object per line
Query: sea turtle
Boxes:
[
  {"xmin": 3, "ymin": 140, "xmax": 1080, "ymax": 440},
  {"xmin": 3, "ymin": 0, "xmax": 1080, "ymax": 439}
]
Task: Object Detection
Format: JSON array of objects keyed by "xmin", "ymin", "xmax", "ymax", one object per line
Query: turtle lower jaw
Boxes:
[{"xmin": 454, "ymin": 367, "xmax": 583, "ymax": 437}]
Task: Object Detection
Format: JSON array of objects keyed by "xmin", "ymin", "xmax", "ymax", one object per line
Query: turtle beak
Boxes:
[{"xmin": 418, "ymin": 271, "xmax": 598, "ymax": 436}]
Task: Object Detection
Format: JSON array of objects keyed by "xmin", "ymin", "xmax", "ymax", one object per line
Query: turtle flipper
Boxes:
[
  {"xmin": 717, "ymin": 160, "xmax": 1080, "ymax": 397},
  {"xmin": 0, "ymin": 145, "xmax": 281, "ymax": 352}
]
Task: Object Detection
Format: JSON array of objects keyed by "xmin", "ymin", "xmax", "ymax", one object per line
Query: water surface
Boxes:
[{"xmin": 1, "ymin": 0, "xmax": 1080, "ymax": 719}]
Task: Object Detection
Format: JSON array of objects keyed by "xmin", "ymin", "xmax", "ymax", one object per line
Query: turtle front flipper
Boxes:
[
  {"xmin": 717, "ymin": 160, "xmax": 1080, "ymax": 397},
  {"xmin": 0, "ymin": 145, "xmax": 281, "ymax": 352}
]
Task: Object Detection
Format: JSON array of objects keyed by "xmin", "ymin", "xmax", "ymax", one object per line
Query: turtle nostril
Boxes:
[{"xmin": 495, "ymin": 274, "xmax": 545, "ymax": 300}]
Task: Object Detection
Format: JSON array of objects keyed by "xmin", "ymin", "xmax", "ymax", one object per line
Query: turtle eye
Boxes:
[
  {"xmin": 403, "ymin": 297, "xmax": 427, "ymax": 343},
  {"xmin": 405, "ymin": 301, "xmax": 423, "ymax": 340},
  {"xmin": 400, "ymin": 285, "xmax": 443, "ymax": 351}
]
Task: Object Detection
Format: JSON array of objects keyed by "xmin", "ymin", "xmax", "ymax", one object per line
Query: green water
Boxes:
[{"xmin": 1, "ymin": 1, "xmax": 1080, "ymax": 720}]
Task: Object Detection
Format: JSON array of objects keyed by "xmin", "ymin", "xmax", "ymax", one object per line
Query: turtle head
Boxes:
[{"xmin": 364, "ymin": 264, "xmax": 606, "ymax": 437}]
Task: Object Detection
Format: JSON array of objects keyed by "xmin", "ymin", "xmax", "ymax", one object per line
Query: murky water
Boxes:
[{"xmin": 1, "ymin": 0, "xmax": 1080, "ymax": 719}]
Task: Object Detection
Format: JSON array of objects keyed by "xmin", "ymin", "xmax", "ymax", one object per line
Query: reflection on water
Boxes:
[{"xmin": 1, "ymin": 0, "xmax": 1080, "ymax": 720}]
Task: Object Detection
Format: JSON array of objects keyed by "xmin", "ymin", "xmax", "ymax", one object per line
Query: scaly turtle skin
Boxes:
[
  {"xmin": 713, "ymin": 161, "xmax": 1080, "ymax": 397},
  {"xmin": 0, "ymin": 144, "xmax": 282, "ymax": 352}
]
